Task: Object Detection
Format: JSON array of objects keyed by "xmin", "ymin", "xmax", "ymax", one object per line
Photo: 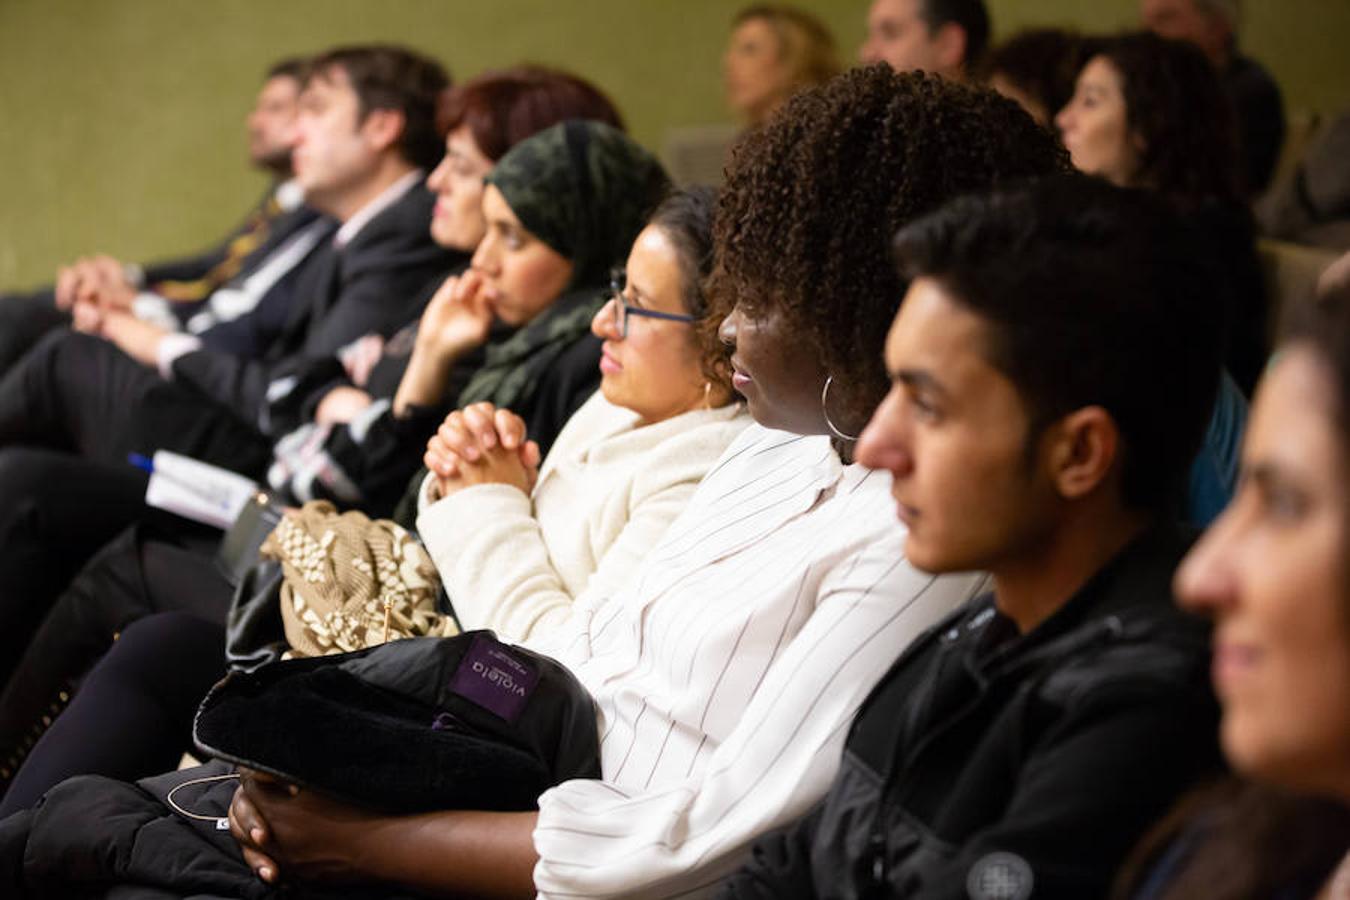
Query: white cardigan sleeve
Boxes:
[{"xmin": 417, "ymin": 405, "xmax": 749, "ymax": 643}]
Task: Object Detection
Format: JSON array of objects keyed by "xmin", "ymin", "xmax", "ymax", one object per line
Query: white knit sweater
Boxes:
[{"xmin": 416, "ymin": 391, "xmax": 750, "ymax": 642}]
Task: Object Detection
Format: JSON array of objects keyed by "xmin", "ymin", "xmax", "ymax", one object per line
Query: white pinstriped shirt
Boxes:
[{"xmin": 526, "ymin": 425, "xmax": 987, "ymax": 898}]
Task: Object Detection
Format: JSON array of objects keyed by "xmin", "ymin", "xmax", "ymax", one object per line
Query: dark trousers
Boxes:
[
  {"xmin": 0, "ymin": 328, "xmax": 273, "ymax": 467},
  {"xmin": 0, "ymin": 331, "xmax": 270, "ymax": 786},
  {"xmin": 0, "ymin": 525, "xmax": 233, "ymax": 802},
  {"xmin": 0, "ymin": 330, "xmax": 269, "ymax": 676},
  {"xmin": 0, "ymin": 450, "xmax": 152, "ymax": 688},
  {"xmin": 0, "ymin": 609, "xmax": 225, "ymax": 817},
  {"xmin": 0, "ymin": 290, "xmax": 69, "ymax": 378}
]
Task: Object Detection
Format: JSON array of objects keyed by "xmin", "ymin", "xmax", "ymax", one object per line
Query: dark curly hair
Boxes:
[
  {"xmin": 707, "ymin": 65, "xmax": 1069, "ymax": 433},
  {"xmin": 645, "ymin": 186, "xmax": 734, "ymax": 399},
  {"xmin": 1094, "ymin": 32, "xmax": 1242, "ymax": 201}
]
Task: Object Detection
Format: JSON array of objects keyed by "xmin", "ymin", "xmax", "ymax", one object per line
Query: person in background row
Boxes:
[
  {"xmin": 723, "ymin": 4, "xmax": 840, "ymax": 127},
  {"xmin": 859, "ymin": 0, "xmax": 989, "ymax": 81},
  {"xmin": 0, "ymin": 57, "xmax": 322, "ymax": 376},
  {"xmin": 272, "ymin": 65, "xmax": 626, "ymax": 515},
  {"xmin": 1257, "ymin": 107, "xmax": 1350, "ymax": 250},
  {"xmin": 1115, "ymin": 278, "xmax": 1350, "ymax": 900},
  {"xmin": 981, "ymin": 27, "xmax": 1096, "ymax": 128},
  {"xmin": 1057, "ymin": 31, "xmax": 1268, "ymax": 398},
  {"xmin": 1140, "ymin": 0, "xmax": 1285, "ymax": 195},
  {"xmin": 721, "ymin": 173, "xmax": 1225, "ymax": 900}
]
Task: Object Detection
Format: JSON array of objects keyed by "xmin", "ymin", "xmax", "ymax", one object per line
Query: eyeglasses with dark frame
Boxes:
[{"xmin": 607, "ymin": 268, "xmax": 698, "ymax": 338}]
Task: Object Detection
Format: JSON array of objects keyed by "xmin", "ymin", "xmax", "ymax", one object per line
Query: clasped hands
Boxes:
[
  {"xmin": 424, "ymin": 402, "xmax": 541, "ymax": 498},
  {"xmin": 229, "ymin": 767, "xmax": 378, "ymax": 886},
  {"xmin": 55, "ymin": 253, "xmax": 136, "ymax": 331},
  {"xmin": 56, "ymin": 253, "xmax": 169, "ymax": 365}
]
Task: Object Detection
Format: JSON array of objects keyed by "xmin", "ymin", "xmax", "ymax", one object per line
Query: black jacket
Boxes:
[
  {"xmin": 720, "ymin": 527, "xmax": 1222, "ymax": 900},
  {"xmin": 139, "ymin": 186, "xmax": 321, "ymax": 291},
  {"xmin": 169, "ymin": 183, "xmax": 460, "ymax": 427}
]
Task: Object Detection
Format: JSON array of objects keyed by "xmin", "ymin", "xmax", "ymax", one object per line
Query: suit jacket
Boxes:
[
  {"xmin": 168, "ymin": 183, "xmax": 461, "ymax": 428},
  {"xmin": 139, "ymin": 184, "xmax": 321, "ymax": 289},
  {"xmin": 0, "ymin": 187, "xmax": 325, "ymax": 375}
]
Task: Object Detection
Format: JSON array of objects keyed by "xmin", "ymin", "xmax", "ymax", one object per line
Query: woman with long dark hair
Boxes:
[{"xmin": 1057, "ymin": 31, "xmax": 1268, "ymax": 396}]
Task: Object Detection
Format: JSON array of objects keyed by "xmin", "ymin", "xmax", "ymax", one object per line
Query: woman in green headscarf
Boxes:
[{"xmin": 391, "ymin": 119, "xmax": 672, "ymax": 483}]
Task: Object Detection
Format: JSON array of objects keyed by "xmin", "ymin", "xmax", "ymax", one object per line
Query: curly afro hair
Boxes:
[{"xmin": 707, "ymin": 64, "xmax": 1069, "ymax": 430}]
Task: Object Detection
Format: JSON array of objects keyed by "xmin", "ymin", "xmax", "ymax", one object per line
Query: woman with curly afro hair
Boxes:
[{"xmin": 712, "ymin": 63, "xmax": 1068, "ymax": 451}]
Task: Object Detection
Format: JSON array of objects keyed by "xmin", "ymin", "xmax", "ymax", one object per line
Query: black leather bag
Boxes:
[{"xmin": 216, "ymin": 491, "xmax": 290, "ymax": 671}]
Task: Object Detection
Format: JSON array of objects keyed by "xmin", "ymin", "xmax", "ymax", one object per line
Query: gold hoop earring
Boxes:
[
  {"xmin": 821, "ymin": 375, "xmax": 858, "ymax": 441},
  {"xmin": 702, "ymin": 381, "xmax": 712, "ymax": 410}
]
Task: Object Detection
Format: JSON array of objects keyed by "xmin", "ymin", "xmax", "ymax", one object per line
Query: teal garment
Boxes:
[
  {"xmin": 485, "ymin": 120, "xmax": 670, "ymax": 289},
  {"xmin": 1186, "ymin": 369, "xmax": 1247, "ymax": 527}
]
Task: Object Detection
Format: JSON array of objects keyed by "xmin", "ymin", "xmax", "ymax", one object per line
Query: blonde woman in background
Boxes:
[{"xmin": 724, "ymin": 4, "xmax": 840, "ymax": 127}]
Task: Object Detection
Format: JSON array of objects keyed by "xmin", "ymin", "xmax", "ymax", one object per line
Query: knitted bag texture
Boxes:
[{"xmin": 260, "ymin": 500, "xmax": 457, "ymax": 657}]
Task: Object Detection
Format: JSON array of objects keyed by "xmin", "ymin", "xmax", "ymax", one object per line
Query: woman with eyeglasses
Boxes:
[{"xmin": 414, "ymin": 185, "xmax": 750, "ymax": 641}]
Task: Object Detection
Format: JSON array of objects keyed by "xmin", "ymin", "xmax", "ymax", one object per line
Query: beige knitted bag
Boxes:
[{"xmin": 260, "ymin": 500, "xmax": 459, "ymax": 658}]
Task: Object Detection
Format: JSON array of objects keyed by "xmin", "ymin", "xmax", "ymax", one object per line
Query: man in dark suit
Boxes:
[
  {"xmin": 0, "ymin": 58, "xmax": 322, "ymax": 373},
  {"xmin": 0, "ymin": 43, "xmax": 459, "ymax": 456},
  {"xmin": 0, "ymin": 44, "xmax": 460, "ymax": 689},
  {"xmin": 858, "ymin": 0, "xmax": 990, "ymax": 81}
]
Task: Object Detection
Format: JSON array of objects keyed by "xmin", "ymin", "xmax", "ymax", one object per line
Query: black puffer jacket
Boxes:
[{"xmin": 720, "ymin": 527, "xmax": 1224, "ymax": 900}]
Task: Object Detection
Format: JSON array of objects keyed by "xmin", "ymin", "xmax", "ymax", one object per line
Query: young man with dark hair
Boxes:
[
  {"xmin": 718, "ymin": 174, "xmax": 1225, "ymax": 898},
  {"xmin": 859, "ymin": 0, "xmax": 990, "ymax": 80}
]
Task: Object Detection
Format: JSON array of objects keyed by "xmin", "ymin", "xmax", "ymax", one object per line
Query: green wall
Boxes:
[{"xmin": 2, "ymin": 0, "xmax": 1346, "ymax": 288}]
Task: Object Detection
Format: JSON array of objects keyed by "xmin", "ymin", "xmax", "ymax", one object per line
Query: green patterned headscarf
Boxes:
[{"xmin": 485, "ymin": 120, "xmax": 670, "ymax": 289}]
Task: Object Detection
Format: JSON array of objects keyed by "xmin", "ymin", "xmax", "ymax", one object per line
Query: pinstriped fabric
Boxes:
[{"xmin": 528, "ymin": 425, "xmax": 987, "ymax": 898}]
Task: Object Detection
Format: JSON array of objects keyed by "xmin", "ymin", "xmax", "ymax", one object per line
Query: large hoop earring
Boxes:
[{"xmin": 821, "ymin": 375, "xmax": 858, "ymax": 441}]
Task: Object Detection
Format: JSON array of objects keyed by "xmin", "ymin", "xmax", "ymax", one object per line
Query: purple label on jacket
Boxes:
[{"xmin": 448, "ymin": 635, "xmax": 538, "ymax": 723}]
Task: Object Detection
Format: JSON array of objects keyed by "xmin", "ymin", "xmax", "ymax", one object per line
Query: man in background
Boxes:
[
  {"xmin": 1141, "ymin": 0, "xmax": 1285, "ymax": 193},
  {"xmin": 859, "ymin": 0, "xmax": 989, "ymax": 81},
  {"xmin": 0, "ymin": 57, "xmax": 322, "ymax": 372}
]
